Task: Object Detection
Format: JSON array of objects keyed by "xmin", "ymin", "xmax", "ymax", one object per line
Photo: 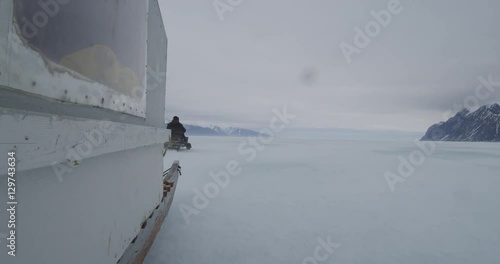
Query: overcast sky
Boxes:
[{"xmin": 159, "ymin": 0, "xmax": 500, "ymax": 132}]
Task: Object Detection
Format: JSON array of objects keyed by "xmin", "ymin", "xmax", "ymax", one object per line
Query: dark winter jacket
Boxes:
[{"xmin": 167, "ymin": 121, "xmax": 186, "ymax": 135}]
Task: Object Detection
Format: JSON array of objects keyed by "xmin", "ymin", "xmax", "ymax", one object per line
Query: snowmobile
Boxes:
[{"xmin": 165, "ymin": 132, "xmax": 192, "ymax": 152}]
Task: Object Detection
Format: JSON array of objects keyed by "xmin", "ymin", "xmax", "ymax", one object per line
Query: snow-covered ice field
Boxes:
[{"xmin": 146, "ymin": 136, "xmax": 500, "ymax": 264}]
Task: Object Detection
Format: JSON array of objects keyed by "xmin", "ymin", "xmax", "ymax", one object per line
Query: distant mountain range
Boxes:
[
  {"xmin": 170, "ymin": 124, "xmax": 422, "ymax": 140},
  {"xmin": 421, "ymin": 103, "xmax": 500, "ymax": 142},
  {"xmin": 182, "ymin": 124, "xmax": 261, "ymax": 137}
]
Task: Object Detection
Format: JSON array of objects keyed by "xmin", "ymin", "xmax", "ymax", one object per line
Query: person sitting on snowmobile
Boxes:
[{"xmin": 167, "ymin": 116, "xmax": 186, "ymax": 142}]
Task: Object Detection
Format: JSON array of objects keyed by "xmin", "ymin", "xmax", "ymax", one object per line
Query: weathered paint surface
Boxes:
[
  {"xmin": 0, "ymin": 0, "xmax": 171, "ymax": 263},
  {"xmin": 0, "ymin": 144, "xmax": 165, "ymax": 264},
  {"xmin": 0, "ymin": 108, "xmax": 169, "ymax": 173},
  {"xmin": 0, "ymin": 0, "xmax": 147, "ymax": 117}
]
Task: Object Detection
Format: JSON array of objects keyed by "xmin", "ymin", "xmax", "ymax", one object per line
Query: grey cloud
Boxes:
[{"xmin": 160, "ymin": 0, "xmax": 500, "ymax": 131}]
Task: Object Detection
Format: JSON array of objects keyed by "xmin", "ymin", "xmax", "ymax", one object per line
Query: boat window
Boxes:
[{"xmin": 14, "ymin": 0, "xmax": 147, "ymax": 98}]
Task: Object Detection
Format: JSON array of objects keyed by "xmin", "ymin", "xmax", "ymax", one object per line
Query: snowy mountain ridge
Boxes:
[
  {"xmin": 181, "ymin": 124, "xmax": 261, "ymax": 137},
  {"xmin": 421, "ymin": 103, "xmax": 500, "ymax": 142}
]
